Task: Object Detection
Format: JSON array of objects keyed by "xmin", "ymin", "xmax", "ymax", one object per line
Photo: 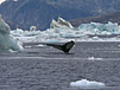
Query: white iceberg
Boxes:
[
  {"xmin": 0, "ymin": 14, "xmax": 24, "ymax": 52},
  {"xmin": 70, "ymin": 79, "xmax": 106, "ymax": 89},
  {"xmin": 50, "ymin": 17, "xmax": 73, "ymax": 28},
  {"xmin": 30, "ymin": 26, "xmax": 37, "ymax": 31}
]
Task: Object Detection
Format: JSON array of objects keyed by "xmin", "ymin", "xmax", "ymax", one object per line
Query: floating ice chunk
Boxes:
[
  {"xmin": 92, "ymin": 36, "xmax": 99, "ymax": 40},
  {"xmin": 78, "ymin": 21, "xmax": 120, "ymax": 34},
  {"xmin": 11, "ymin": 28, "xmax": 24, "ymax": 37},
  {"xmin": 0, "ymin": 14, "xmax": 24, "ymax": 52},
  {"xmin": 50, "ymin": 17, "xmax": 73, "ymax": 28},
  {"xmin": 9, "ymin": 36, "xmax": 24, "ymax": 51},
  {"xmin": 30, "ymin": 26, "xmax": 37, "ymax": 31},
  {"xmin": 8, "ymin": 49, "xmax": 18, "ymax": 53},
  {"xmin": 58, "ymin": 17, "xmax": 73, "ymax": 28},
  {"xmin": 17, "ymin": 39, "xmax": 24, "ymax": 51},
  {"xmin": 37, "ymin": 44, "xmax": 45, "ymax": 47},
  {"xmin": 94, "ymin": 28, "xmax": 100, "ymax": 34},
  {"xmin": 88, "ymin": 57, "xmax": 95, "ymax": 60},
  {"xmin": 70, "ymin": 79, "xmax": 106, "ymax": 89},
  {"xmin": 50, "ymin": 19, "xmax": 61, "ymax": 28},
  {"xmin": 88, "ymin": 57, "xmax": 103, "ymax": 60}
]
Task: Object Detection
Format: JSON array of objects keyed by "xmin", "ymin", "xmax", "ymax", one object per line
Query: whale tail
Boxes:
[{"xmin": 46, "ymin": 40, "xmax": 75, "ymax": 53}]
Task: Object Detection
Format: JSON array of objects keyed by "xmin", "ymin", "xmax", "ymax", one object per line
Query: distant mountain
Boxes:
[
  {"xmin": 0, "ymin": 0, "xmax": 120, "ymax": 30},
  {"xmin": 69, "ymin": 11, "xmax": 120, "ymax": 27}
]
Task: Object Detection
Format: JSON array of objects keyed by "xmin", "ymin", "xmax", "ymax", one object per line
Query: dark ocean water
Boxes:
[{"xmin": 0, "ymin": 42, "xmax": 120, "ymax": 90}]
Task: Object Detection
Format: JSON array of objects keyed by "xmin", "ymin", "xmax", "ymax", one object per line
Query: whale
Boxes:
[
  {"xmin": 46, "ymin": 40, "xmax": 75, "ymax": 53},
  {"xmin": 23, "ymin": 40, "xmax": 75, "ymax": 53}
]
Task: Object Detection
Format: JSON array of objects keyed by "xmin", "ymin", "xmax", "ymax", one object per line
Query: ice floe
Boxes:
[{"xmin": 70, "ymin": 79, "xmax": 106, "ymax": 89}]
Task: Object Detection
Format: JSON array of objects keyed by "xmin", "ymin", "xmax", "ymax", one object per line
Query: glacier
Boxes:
[{"xmin": 0, "ymin": 15, "xmax": 23, "ymax": 52}]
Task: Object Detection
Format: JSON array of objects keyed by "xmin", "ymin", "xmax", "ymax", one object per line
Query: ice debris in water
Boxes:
[
  {"xmin": 11, "ymin": 17, "xmax": 120, "ymax": 43},
  {"xmin": 0, "ymin": 14, "xmax": 24, "ymax": 52},
  {"xmin": 79, "ymin": 21, "xmax": 119, "ymax": 34},
  {"xmin": 88, "ymin": 57, "xmax": 95, "ymax": 60},
  {"xmin": 37, "ymin": 44, "xmax": 45, "ymax": 47},
  {"xmin": 70, "ymin": 79, "xmax": 106, "ymax": 89},
  {"xmin": 88, "ymin": 57, "xmax": 103, "ymax": 60}
]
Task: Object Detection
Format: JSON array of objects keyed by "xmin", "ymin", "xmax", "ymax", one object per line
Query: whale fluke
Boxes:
[{"xmin": 46, "ymin": 40, "xmax": 75, "ymax": 53}]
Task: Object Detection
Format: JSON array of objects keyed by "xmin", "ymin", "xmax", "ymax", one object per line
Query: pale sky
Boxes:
[{"xmin": 0, "ymin": 0, "xmax": 6, "ymax": 4}]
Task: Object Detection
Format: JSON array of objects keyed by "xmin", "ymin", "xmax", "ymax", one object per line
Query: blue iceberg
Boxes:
[{"xmin": 0, "ymin": 15, "xmax": 23, "ymax": 52}]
